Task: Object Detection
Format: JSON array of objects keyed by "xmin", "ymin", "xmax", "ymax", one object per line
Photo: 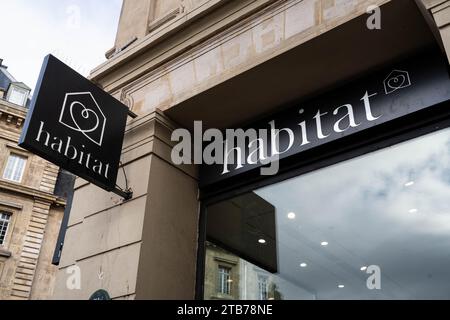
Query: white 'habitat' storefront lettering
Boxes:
[{"xmin": 171, "ymin": 90, "xmax": 381, "ymax": 176}]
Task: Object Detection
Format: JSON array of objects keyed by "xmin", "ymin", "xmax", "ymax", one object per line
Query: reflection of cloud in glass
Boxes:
[
  {"xmin": 255, "ymin": 128, "xmax": 450, "ymax": 299},
  {"xmin": 258, "ymin": 129, "xmax": 450, "ymax": 235}
]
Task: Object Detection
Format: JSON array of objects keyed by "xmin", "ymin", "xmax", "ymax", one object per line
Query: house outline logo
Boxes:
[
  {"xmin": 383, "ymin": 70, "xmax": 412, "ymax": 95},
  {"xmin": 59, "ymin": 92, "xmax": 106, "ymax": 146}
]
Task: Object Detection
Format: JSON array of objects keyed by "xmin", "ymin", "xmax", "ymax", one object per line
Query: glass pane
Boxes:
[
  {"xmin": 8, "ymin": 87, "xmax": 27, "ymax": 106},
  {"xmin": 3, "ymin": 154, "xmax": 26, "ymax": 182},
  {"xmin": 0, "ymin": 213, "xmax": 10, "ymax": 245},
  {"xmin": 13, "ymin": 157, "xmax": 25, "ymax": 182},
  {"xmin": 3, "ymin": 156, "xmax": 15, "ymax": 181},
  {"xmin": 218, "ymin": 267, "xmax": 231, "ymax": 295},
  {"xmin": 205, "ymin": 127, "xmax": 450, "ymax": 300}
]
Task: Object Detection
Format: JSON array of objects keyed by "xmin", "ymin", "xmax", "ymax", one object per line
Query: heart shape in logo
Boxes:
[
  {"xmin": 69, "ymin": 101, "xmax": 100, "ymax": 134},
  {"xmin": 386, "ymin": 75, "xmax": 407, "ymax": 91}
]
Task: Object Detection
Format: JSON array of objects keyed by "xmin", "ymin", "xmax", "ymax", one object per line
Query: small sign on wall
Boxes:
[{"xmin": 89, "ymin": 289, "xmax": 111, "ymax": 301}]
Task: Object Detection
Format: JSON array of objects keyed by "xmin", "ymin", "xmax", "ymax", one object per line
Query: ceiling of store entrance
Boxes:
[
  {"xmin": 166, "ymin": 0, "xmax": 443, "ymax": 130},
  {"xmin": 207, "ymin": 192, "xmax": 278, "ymax": 273}
]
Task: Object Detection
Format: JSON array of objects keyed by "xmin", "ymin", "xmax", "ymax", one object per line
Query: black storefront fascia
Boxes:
[{"xmin": 199, "ymin": 49, "xmax": 450, "ymax": 190}]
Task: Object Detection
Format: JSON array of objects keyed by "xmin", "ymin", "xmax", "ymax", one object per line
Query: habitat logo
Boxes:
[
  {"xmin": 59, "ymin": 92, "xmax": 106, "ymax": 146},
  {"xmin": 383, "ymin": 70, "xmax": 411, "ymax": 95}
]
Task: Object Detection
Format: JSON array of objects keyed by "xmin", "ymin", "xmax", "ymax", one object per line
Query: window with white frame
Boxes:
[
  {"xmin": 258, "ymin": 275, "xmax": 269, "ymax": 300},
  {"xmin": 7, "ymin": 86, "xmax": 29, "ymax": 107},
  {"xmin": 3, "ymin": 154, "xmax": 27, "ymax": 183},
  {"xmin": 218, "ymin": 266, "xmax": 232, "ymax": 295},
  {"xmin": 0, "ymin": 212, "xmax": 11, "ymax": 246}
]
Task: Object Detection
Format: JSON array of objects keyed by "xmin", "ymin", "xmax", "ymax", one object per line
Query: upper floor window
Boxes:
[
  {"xmin": 258, "ymin": 275, "xmax": 269, "ymax": 300},
  {"xmin": 0, "ymin": 212, "xmax": 11, "ymax": 246},
  {"xmin": 7, "ymin": 85, "xmax": 30, "ymax": 107},
  {"xmin": 218, "ymin": 266, "xmax": 232, "ymax": 295},
  {"xmin": 3, "ymin": 154, "xmax": 27, "ymax": 183}
]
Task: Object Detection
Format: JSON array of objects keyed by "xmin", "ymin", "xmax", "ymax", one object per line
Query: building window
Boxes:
[
  {"xmin": 3, "ymin": 154, "xmax": 27, "ymax": 183},
  {"xmin": 218, "ymin": 266, "xmax": 232, "ymax": 295},
  {"xmin": 0, "ymin": 213, "xmax": 11, "ymax": 246},
  {"xmin": 8, "ymin": 86, "xmax": 29, "ymax": 107},
  {"xmin": 258, "ymin": 275, "xmax": 269, "ymax": 300}
]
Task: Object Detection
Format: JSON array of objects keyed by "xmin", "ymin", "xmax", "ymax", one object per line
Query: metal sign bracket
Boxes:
[{"xmin": 112, "ymin": 110, "xmax": 137, "ymax": 201}]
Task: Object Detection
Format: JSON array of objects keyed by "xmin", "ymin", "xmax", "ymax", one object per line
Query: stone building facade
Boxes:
[
  {"xmin": 52, "ymin": 0, "xmax": 450, "ymax": 300},
  {"xmin": 0, "ymin": 63, "xmax": 66, "ymax": 300}
]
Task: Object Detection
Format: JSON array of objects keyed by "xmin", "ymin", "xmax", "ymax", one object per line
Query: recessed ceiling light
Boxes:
[
  {"xmin": 287, "ymin": 212, "xmax": 296, "ymax": 220},
  {"xmin": 404, "ymin": 181, "xmax": 415, "ymax": 187},
  {"xmin": 258, "ymin": 239, "xmax": 267, "ymax": 244},
  {"xmin": 300, "ymin": 263, "xmax": 308, "ymax": 268},
  {"xmin": 321, "ymin": 242, "xmax": 329, "ymax": 247},
  {"xmin": 409, "ymin": 208, "xmax": 418, "ymax": 214},
  {"xmin": 338, "ymin": 284, "xmax": 345, "ymax": 289},
  {"xmin": 227, "ymin": 279, "xmax": 233, "ymax": 283},
  {"xmin": 360, "ymin": 266, "xmax": 368, "ymax": 271}
]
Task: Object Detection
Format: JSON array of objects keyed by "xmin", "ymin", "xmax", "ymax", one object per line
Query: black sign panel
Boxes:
[
  {"xmin": 200, "ymin": 50, "xmax": 450, "ymax": 187},
  {"xmin": 19, "ymin": 55, "xmax": 129, "ymax": 192}
]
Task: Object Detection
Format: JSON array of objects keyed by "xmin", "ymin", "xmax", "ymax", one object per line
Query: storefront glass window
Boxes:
[{"xmin": 204, "ymin": 127, "xmax": 450, "ymax": 300}]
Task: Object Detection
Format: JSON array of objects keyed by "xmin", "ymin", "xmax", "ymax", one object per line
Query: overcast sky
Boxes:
[{"xmin": 0, "ymin": 0, "xmax": 123, "ymax": 93}]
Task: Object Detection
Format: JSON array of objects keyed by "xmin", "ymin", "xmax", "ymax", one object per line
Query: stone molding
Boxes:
[
  {"xmin": 94, "ymin": 0, "xmax": 388, "ymax": 120},
  {"xmin": 0, "ymin": 200, "xmax": 23, "ymax": 210},
  {"xmin": 0, "ymin": 248, "xmax": 12, "ymax": 259},
  {"xmin": 90, "ymin": 0, "xmax": 279, "ymax": 86},
  {"xmin": 10, "ymin": 200, "xmax": 52, "ymax": 299},
  {"xmin": 0, "ymin": 180, "xmax": 65, "ymax": 206}
]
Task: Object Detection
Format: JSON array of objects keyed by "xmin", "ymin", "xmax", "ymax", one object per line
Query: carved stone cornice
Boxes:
[
  {"xmin": 147, "ymin": 6, "xmax": 183, "ymax": 34},
  {"xmin": 0, "ymin": 99, "xmax": 27, "ymax": 129}
]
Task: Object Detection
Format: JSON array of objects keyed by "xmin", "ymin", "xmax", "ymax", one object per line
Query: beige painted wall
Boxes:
[
  {"xmin": 115, "ymin": 0, "xmax": 153, "ymax": 50},
  {"xmin": 114, "ymin": 0, "xmax": 214, "ymax": 52},
  {"xmin": 426, "ymin": 0, "xmax": 450, "ymax": 63},
  {"xmin": 134, "ymin": 153, "xmax": 199, "ymax": 299}
]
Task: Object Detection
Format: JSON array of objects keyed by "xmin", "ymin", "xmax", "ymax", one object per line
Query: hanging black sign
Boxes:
[{"xmin": 19, "ymin": 55, "xmax": 129, "ymax": 193}]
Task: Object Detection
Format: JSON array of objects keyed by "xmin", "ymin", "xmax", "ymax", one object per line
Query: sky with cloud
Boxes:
[{"xmin": 0, "ymin": 0, "xmax": 123, "ymax": 93}]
